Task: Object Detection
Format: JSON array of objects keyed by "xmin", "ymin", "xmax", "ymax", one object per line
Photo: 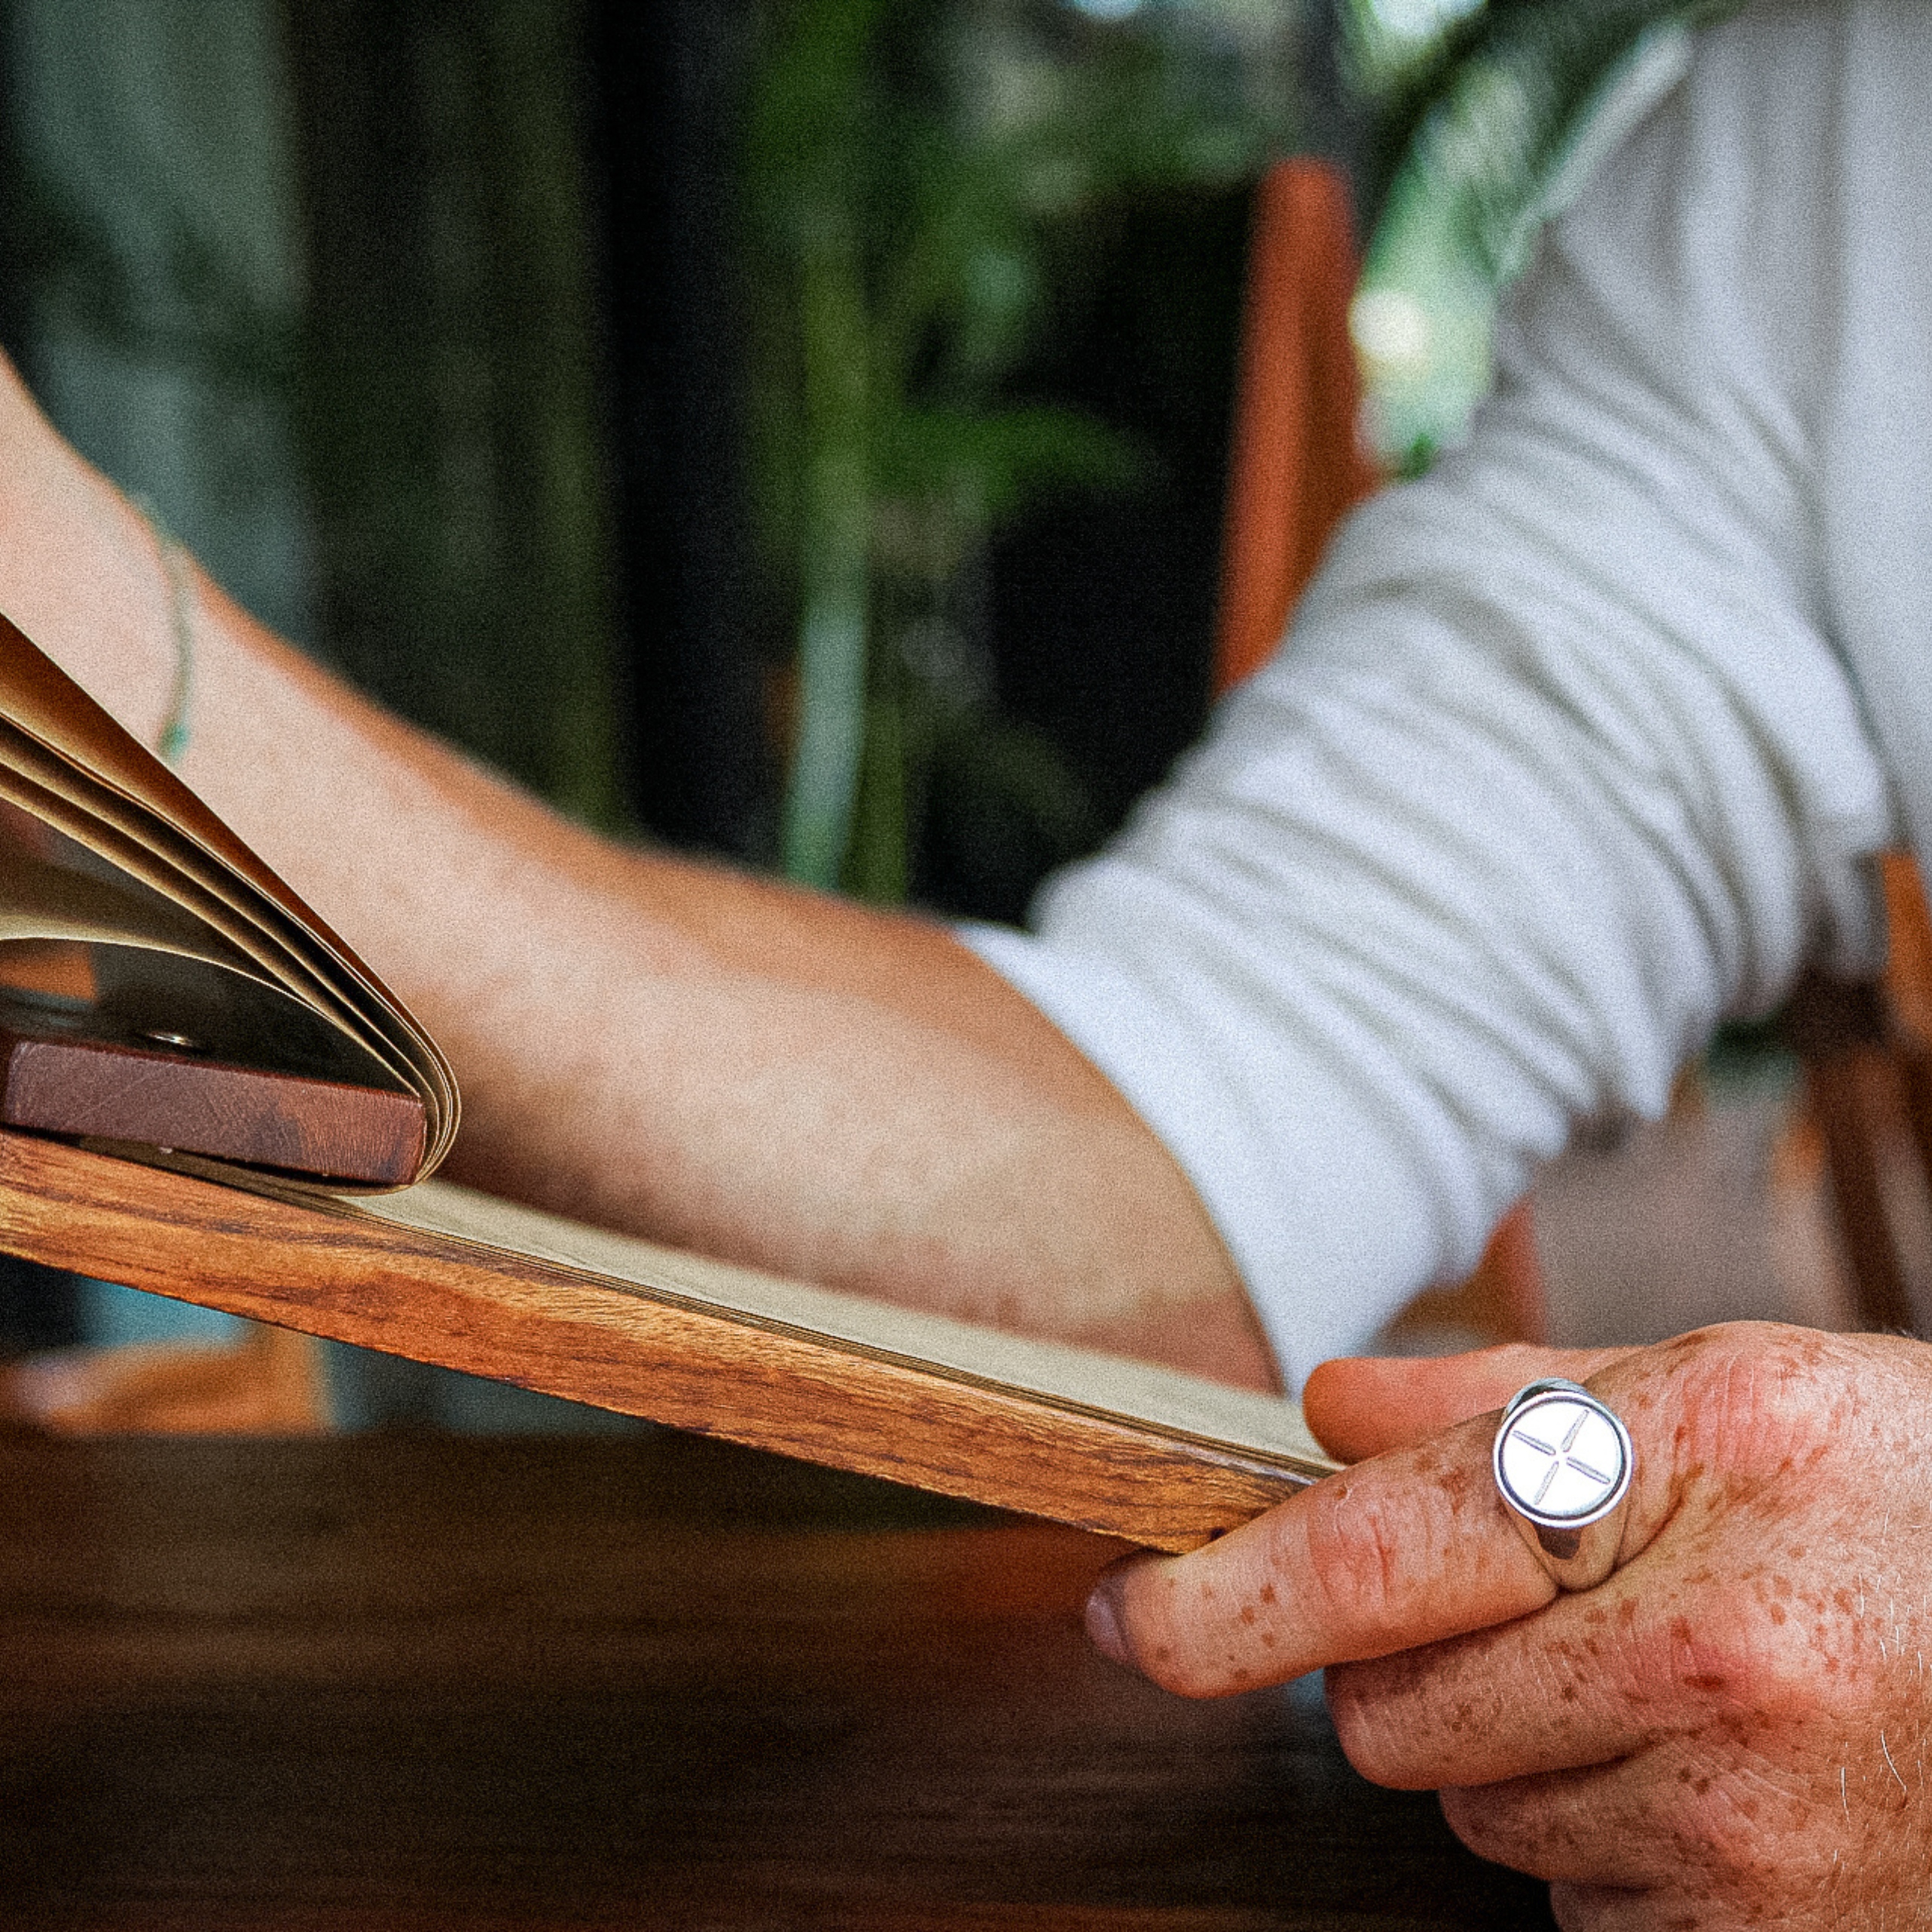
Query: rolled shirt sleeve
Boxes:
[{"xmin": 963, "ymin": 7, "xmax": 1899, "ymax": 1384}]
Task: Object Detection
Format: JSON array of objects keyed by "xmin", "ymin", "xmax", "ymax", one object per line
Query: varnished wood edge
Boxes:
[
  {"xmin": 163, "ymin": 1152, "xmax": 1332, "ymax": 1482},
  {"xmin": 0, "ymin": 1134, "xmax": 1323, "ymax": 1549}
]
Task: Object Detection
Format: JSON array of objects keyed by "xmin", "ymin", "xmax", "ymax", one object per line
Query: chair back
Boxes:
[
  {"xmin": 1787, "ymin": 852, "xmax": 1932, "ymax": 1333},
  {"xmin": 1216, "ymin": 160, "xmax": 1380, "ymax": 697}
]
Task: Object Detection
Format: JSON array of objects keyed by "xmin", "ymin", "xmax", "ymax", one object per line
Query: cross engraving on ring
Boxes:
[{"xmin": 1500, "ymin": 1401, "xmax": 1622, "ymax": 1518}]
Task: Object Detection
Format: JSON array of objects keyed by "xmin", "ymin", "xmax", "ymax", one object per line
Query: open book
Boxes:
[{"xmin": 0, "ymin": 613, "xmax": 1337, "ymax": 1549}]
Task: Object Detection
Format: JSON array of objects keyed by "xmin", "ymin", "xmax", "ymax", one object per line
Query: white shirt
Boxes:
[{"xmin": 966, "ymin": 0, "xmax": 1922, "ymax": 1385}]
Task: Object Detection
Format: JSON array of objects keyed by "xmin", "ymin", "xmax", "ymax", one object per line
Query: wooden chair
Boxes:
[
  {"xmin": 1214, "ymin": 157, "xmax": 1546, "ymax": 1349},
  {"xmin": 0, "ymin": 1320, "xmax": 330, "ymax": 1434},
  {"xmin": 1781, "ymin": 853, "xmax": 1932, "ymax": 1334},
  {"xmin": 1216, "ymin": 161, "xmax": 1383, "ymax": 691}
]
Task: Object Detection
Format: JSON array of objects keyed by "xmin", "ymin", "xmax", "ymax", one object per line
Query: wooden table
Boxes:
[{"xmin": 0, "ymin": 1430, "xmax": 1554, "ymax": 1930}]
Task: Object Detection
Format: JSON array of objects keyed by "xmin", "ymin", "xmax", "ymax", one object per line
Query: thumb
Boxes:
[{"xmin": 1302, "ymin": 1342, "xmax": 1638, "ymax": 1462}]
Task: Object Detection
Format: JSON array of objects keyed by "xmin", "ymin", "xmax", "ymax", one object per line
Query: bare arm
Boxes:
[{"xmin": 0, "ymin": 359, "xmax": 1275, "ymax": 1390}]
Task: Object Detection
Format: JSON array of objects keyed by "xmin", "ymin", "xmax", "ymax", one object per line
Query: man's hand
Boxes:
[{"xmin": 1085, "ymin": 1323, "xmax": 1932, "ymax": 1925}]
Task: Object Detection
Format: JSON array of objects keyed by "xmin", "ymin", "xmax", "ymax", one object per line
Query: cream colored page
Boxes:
[
  {"xmin": 0, "ymin": 842, "xmax": 270, "ymax": 978},
  {"xmin": 362, "ymin": 1180, "xmax": 1338, "ymax": 1473},
  {"xmin": 0, "ymin": 619, "xmax": 459, "ymax": 1170},
  {"xmin": 0, "ymin": 730, "xmax": 426, "ymax": 1104}
]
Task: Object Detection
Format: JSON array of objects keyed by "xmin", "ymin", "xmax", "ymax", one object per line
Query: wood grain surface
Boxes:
[
  {"xmin": 0, "ymin": 1430, "xmax": 1554, "ymax": 1930},
  {"xmin": 0, "ymin": 1133, "xmax": 1322, "ymax": 1549},
  {"xmin": 0, "ymin": 1017, "xmax": 426, "ymax": 1184}
]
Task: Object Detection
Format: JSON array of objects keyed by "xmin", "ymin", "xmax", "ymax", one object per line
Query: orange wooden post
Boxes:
[
  {"xmin": 1458, "ymin": 1196, "xmax": 1547, "ymax": 1348},
  {"xmin": 1882, "ymin": 850, "xmax": 1932, "ymax": 1045},
  {"xmin": 1215, "ymin": 160, "xmax": 1381, "ymax": 696},
  {"xmin": 1882, "ymin": 851, "xmax": 1932, "ymax": 1300}
]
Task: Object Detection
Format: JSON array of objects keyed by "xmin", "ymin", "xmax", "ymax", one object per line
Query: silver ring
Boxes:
[{"xmin": 1492, "ymin": 1378, "xmax": 1633, "ymax": 1592}]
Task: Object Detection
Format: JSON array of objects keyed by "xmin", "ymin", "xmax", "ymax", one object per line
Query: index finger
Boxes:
[
  {"xmin": 1089, "ymin": 1406, "xmax": 1558, "ymax": 1698},
  {"xmin": 1304, "ymin": 1342, "xmax": 1637, "ymax": 1462}
]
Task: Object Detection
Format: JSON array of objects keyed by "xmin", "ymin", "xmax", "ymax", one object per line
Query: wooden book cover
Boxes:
[{"xmin": 0, "ymin": 615, "xmax": 1337, "ymax": 1548}]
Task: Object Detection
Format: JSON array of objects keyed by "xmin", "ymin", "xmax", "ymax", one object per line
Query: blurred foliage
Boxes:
[
  {"xmin": 1345, "ymin": 0, "xmax": 1747, "ymax": 471},
  {"xmin": 4, "ymin": 157, "xmax": 296, "ymax": 392},
  {"xmin": 11, "ymin": 0, "xmax": 1778, "ymax": 895},
  {"xmin": 286, "ymin": 0, "xmax": 625, "ymax": 829},
  {"xmin": 745, "ymin": 0, "xmax": 1304, "ymax": 899},
  {"xmin": 0, "ymin": 0, "xmax": 321, "ymax": 658},
  {"xmin": 2, "ymin": 0, "xmax": 624, "ymax": 829}
]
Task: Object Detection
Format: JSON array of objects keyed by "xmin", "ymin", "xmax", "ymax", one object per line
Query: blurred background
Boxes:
[{"xmin": 0, "ymin": 0, "xmax": 1898, "ymax": 1433}]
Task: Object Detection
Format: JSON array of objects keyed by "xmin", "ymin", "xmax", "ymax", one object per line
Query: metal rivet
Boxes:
[{"xmin": 139, "ymin": 1029, "xmax": 205, "ymax": 1053}]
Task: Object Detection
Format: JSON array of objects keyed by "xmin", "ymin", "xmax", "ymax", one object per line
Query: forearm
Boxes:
[{"xmin": 0, "ymin": 365, "xmax": 1273, "ymax": 1388}]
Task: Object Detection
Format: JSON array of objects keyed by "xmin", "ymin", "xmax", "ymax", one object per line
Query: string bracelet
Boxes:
[{"xmin": 131, "ymin": 493, "xmax": 195, "ymax": 768}]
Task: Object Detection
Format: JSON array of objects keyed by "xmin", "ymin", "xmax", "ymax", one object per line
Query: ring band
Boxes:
[{"xmin": 1492, "ymin": 1378, "xmax": 1633, "ymax": 1592}]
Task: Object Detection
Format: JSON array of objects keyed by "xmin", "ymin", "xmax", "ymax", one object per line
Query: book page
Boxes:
[
  {"xmin": 362, "ymin": 1178, "xmax": 1338, "ymax": 1475},
  {"xmin": 0, "ymin": 614, "xmax": 457, "ymax": 1177}
]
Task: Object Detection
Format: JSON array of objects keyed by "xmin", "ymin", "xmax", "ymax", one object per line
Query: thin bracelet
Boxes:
[{"xmin": 131, "ymin": 493, "xmax": 194, "ymax": 768}]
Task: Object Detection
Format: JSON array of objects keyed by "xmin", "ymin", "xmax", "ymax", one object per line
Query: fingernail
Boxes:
[{"xmin": 1084, "ymin": 1573, "xmax": 1134, "ymax": 1667}]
